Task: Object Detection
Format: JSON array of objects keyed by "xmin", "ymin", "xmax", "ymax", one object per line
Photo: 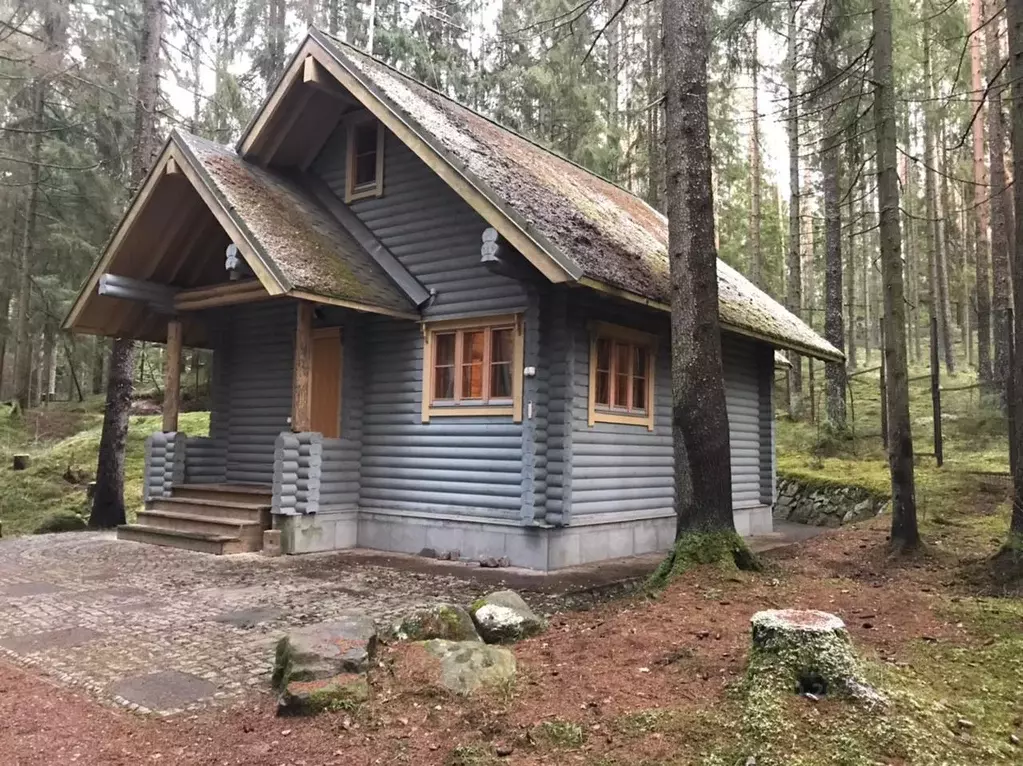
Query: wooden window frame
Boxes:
[
  {"xmin": 421, "ymin": 314, "xmax": 524, "ymax": 423},
  {"xmin": 345, "ymin": 114, "xmax": 385, "ymax": 203},
  {"xmin": 587, "ymin": 321, "xmax": 656, "ymax": 431}
]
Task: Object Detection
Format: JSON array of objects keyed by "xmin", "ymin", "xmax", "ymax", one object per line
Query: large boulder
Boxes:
[
  {"xmin": 271, "ymin": 612, "xmax": 377, "ymax": 715},
  {"xmin": 422, "ymin": 639, "xmax": 516, "ymax": 696},
  {"xmin": 394, "ymin": 604, "xmax": 481, "ymax": 642},
  {"xmin": 470, "ymin": 590, "xmax": 546, "ymax": 643}
]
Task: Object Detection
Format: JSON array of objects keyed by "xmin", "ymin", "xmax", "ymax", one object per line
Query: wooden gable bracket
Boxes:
[{"xmin": 303, "ymin": 56, "xmax": 355, "ymax": 103}]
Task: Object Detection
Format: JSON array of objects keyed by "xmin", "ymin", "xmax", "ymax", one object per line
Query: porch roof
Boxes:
[{"xmin": 64, "ymin": 131, "xmax": 419, "ymax": 342}]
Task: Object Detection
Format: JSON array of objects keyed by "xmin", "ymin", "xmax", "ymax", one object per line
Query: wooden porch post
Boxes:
[
  {"xmin": 292, "ymin": 301, "xmax": 314, "ymax": 432},
  {"xmin": 163, "ymin": 319, "xmax": 182, "ymax": 432}
]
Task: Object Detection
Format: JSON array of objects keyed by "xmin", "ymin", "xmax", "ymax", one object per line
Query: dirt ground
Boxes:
[{"xmin": 4, "ymin": 488, "xmax": 1018, "ymax": 766}]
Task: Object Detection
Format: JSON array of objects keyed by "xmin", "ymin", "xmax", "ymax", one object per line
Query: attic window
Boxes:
[
  {"xmin": 588, "ymin": 321, "xmax": 656, "ymax": 431},
  {"xmin": 346, "ymin": 118, "xmax": 384, "ymax": 202}
]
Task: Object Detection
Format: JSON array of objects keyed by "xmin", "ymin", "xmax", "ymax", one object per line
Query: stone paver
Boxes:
[{"xmin": 0, "ymin": 532, "xmax": 485, "ymax": 715}]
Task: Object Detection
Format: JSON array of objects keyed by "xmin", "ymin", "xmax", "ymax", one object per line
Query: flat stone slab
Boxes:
[
  {"xmin": 0, "ymin": 626, "xmax": 103, "ymax": 654},
  {"xmin": 109, "ymin": 670, "xmax": 218, "ymax": 711},
  {"xmin": 214, "ymin": 607, "xmax": 282, "ymax": 627},
  {"xmin": 1, "ymin": 582, "xmax": 65, "ymax": 598},
  {"xmin": 68, "ymin": 586, "xmax": 148, "ymax": 602}
]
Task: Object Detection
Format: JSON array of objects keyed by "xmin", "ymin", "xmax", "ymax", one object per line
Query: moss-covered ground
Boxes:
[{"xmin": 0, "ymin": 398, "xmax": 208, "ymax": 535}]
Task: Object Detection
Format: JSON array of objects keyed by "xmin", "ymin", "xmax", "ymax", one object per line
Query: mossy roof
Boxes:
[
  {"xmin": 313, "ymin": 32, "xmax": 842, "ymax": 362},
  {"xmin": 176, "ymin": 131, "xmax": 415, "ymax": 316}
]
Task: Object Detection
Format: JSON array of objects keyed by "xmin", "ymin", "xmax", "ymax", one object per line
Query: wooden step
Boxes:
[
  {"xmin": 136, "ymin": 509, "xmax": 264, "ymax": 542},
  {"xmin": 148, "ymin": 496, "xmax": 271, "ymax": 525},
  {"xmin": 172, "ymin": 483, "xmax": 273, "ymax": 505},
  {"xmin": 117, "ymin": 525, "xmax": 250, "ymax": 555}
]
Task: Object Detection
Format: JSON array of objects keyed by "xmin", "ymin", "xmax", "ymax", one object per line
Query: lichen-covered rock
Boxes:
[
  {"xmin": 774, "ymin": 477, "xmax": 887, "ymax": 528},
  {"xmin": 747, "ymin": 609, "xmax": 884, "ymax": 705},
  {"xmin": 470, "ymin": 590, "xmax": 546, "ymax": 643},
  {"xmin": 271, "ymin": 612, "xmax": 377, "ymax": 715},
  {"xmin": 422, "ymin": 639, "xmax": 516, "ymax": 695},
  {"xmin": 277, "ymin": 673, "xmax": 369, "ymax": 716},
  {"xmin": 394, "ymin": 604, "xmax": 481, "ymax": 642}
]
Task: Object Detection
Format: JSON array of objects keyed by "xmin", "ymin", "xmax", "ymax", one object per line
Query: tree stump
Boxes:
[
  {"xmin": 11, "ymin": 455, "xmax": 29, "ymax": 471},
  {"xmin": 748, "ymin": 609, "xmax": 883, "ymax": 704}
]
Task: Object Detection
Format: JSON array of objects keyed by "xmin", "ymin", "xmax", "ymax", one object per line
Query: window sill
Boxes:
[
  {"xmin": 423, "ymin": 404, "xmax": 518, "ymax": 422},
  {"xmin": 345, "ymin": 184, "xmax": 382, "ymax": 203},
  {"xmin": 590, "ymin": 410, "xmax": 654, "ymax": 431}
]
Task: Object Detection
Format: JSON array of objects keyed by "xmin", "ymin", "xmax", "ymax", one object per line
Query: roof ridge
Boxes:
[{"xmin": 311, "ymin": 27, "xmax": 664, "ymax": 218}]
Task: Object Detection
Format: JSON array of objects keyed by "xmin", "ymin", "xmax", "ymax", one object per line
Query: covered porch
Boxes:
[{"xmin": 63, "ymin": 131, "xmax": 423, "ymax": 554}]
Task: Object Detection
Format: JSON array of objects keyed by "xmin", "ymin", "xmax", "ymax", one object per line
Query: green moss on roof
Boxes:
[
  {"xmin": 176, "ymin": 131, "xmax": 413, "ymax": 315},
  {"xmin": 314, "ymin": 30, "xmax": 841, "ymax": 361}
]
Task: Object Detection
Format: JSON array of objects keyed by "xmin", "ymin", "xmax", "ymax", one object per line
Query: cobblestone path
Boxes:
[{"xmin": 0, "ymin": 533, "xmax": 483, "ymax": 715}]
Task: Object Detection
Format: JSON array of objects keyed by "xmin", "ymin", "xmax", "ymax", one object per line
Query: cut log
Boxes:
[
  {"xmin": 748, "ymin": 609, "xmax": 884, "ymax": 704},
  {"xmin": 12, "ymin": 454, "xmax": 29, "ymax": 471}
]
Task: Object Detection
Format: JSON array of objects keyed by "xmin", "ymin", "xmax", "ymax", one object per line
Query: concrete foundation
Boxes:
[{"xmin": 274, "ymin": 505, "xmax": 774, "ymax": 571}]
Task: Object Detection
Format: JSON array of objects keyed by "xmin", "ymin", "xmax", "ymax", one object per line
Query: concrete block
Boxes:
[{"xmin": 262, "ymin": 529, "xmax": 282, "ymax": 557}]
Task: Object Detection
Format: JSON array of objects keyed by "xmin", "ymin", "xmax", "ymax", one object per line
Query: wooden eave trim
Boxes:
[
  {"xmin": 64, "ymin": 140, "xmax": 178, "ymax": 330},
  {"xmin": 174, "ymin": 280, "xmax": 270, "ymax": 311},
  {"xmin": 165, "ymin": 137, "xmax": 289, "ymax": 297},
  {"xmin": 420, "ymin": 312, "xmax": 524, "ymax": 424},
  {"xmin": 578, "ymin": 276, "xmax": 845, "ymax": 364},
  {"xmin": 302, "ymin": 31, "xmax": 580, "ymax": 285},
  {"xmin": 287, "ymin": 289, "xmax": 420, "ymax": 320}
]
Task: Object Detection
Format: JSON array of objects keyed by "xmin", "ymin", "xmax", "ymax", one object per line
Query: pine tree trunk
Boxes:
[
  {"xmin": 786, "ymin": 0, "xmax": 804, "ymax": 419},
  {"xmin": 820, "ymin": 27, "xmax": 846, "ymax": 429},
  {"xmin": 664, "ymin": 0, "xmax": 734, "ymax": 534},
  {"xmin": 971, "ymin": 0, "xmax": 994, "ymax": 385},
  {"xmin": 90, "ymin": 0, "xmax": 163, "ymax": 529},
  {"xmin": 1006, "ymin": 0, "xmax": 1023, "ymax": 538},
  {"xmin": 923, "ymin": 29, "xmax": 953, "ymax": 374},
  {"xmin": 749, "ymin": 27, "xmax": 763, "ymax": 290},
  {"xmin": 845, "ymin": 123, "xmax": 859, "ymax": 369},
  {"xmin": 874, "ymin": 0, "xmax": 920, "ymax": 551},
  {"xmin": 935, "ymin": 143, "xmax": 956, "ymax": 373},
  {"xmin": 901, "ymin": 113, "xmax": 920, "ymax": 365},
  {"xmin": 986, "ymin": 0, "xmax": 1011, "ymax": 395},
  {"xmin": 12, "ymin": 87, "xmax": 44, "ymax": 411},
  {"xmin": 860, "ymin": 156, "xmax": 872, "ymax": 364}
]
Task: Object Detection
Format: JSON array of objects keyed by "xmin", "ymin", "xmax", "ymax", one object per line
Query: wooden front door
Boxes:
[{"xmin": 310, "ymin": 328, "xmax": 342, "ymax": 438}]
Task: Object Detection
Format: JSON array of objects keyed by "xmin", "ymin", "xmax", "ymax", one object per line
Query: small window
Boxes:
[
  {"xmin": 422, "ymin": 316, "xmax": 523, "ymax": 422},
  {"xmin": 589, "ymin": 322, "xmax": 655, "ymax": 430},
  {"xmin": 346, "ymin": 118, "xmax": 383, "ymax": 202}
]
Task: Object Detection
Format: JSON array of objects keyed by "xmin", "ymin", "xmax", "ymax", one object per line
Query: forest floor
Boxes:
[{"xmin": 0, "ymin": 363, "xmax": 1021, "ymax": 765}]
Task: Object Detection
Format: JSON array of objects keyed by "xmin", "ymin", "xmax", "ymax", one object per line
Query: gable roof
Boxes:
[
  {"xmin": 244, "ymin": 29, "xmax": 839, "ymax": 362},
  {"xmin": 64, "ymin": 130, "xmax": 420, "ymax": 336}
]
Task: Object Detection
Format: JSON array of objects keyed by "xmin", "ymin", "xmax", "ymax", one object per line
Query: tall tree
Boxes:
[
  {"xmin": 970, "ymin": 0, "xmax": 993, "ymax": 384},
  {"xmin": 922, "ymin": 26, "xmax": 955, "ymax": 374},
  {"xmin": 845, "ymin": 124, "xmax": 859, "ymax": 370},
  {"xmin": 748, "ymin": 24, "xmax": 763, "ymax": 290},
  {"xmin": 89, "ymin": 0, "xmax": 164, "ymax": 529},
  {"xmin": 986, "ymin": 0, "xmax": 1011, "ymax": 394},
  {"xmin": 874, "ymin": 0, "xmax": 919, "ymax": 552},
  {"xmin": 663, "ymin": 0, "xmax": 734, "ymax": 535},
  {"xmin": 818, "ymin": 2, "xmax": 846, "ymax": 429},
  {"xmin": 1006, "ymin": 0, "xmax": 1023, "ymax": 544},
  {"xmin": 785, "ymin": 0, "xmax": 804, "ymax": 419}
]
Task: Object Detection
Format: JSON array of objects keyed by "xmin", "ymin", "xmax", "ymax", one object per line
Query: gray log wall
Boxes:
[
  {"xmin": 358, "ymin": 315, "xmax": 526, "ymax": 519},
  {"xmin": 272, "ymin": 431, "xmax": 322, "ymax": 515},
  {"xmin": 313, "ymin": 126, "xmax": 528, "ymax": 320},
  {"xmin": 143, "ymin": 431, "xmax": 186, "ymax": 500},
  {"xmin": 183, "ymin": 436, "xmax": 225, "ymax": 484}
]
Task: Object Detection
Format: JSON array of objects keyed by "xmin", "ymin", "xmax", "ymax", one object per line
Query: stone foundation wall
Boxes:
[{"xmin": 773, "ymin": 475, "xmax": 888, "ymax": 527}]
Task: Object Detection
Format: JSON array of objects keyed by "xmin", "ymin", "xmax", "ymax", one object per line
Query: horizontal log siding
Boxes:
[
  {"xmin": 313, "ymin": 127, "xmax": 527, "ymax": 319},
  {"xmin": 543, "ymin": 296, "xmax": 572, "ymax": 525},
  {"xmin": 521, "ymin": 289, "xmax": 546, "ymax": 523},
  {"xmin": 359, "ymin": 317, "xmax": 524, "ymax": 520},
  {"xmin": 318, "ymin": 318, "xmax": 364, "ymax": 508},
  {"xmin": 183, "ymin": 436, "xmax": 225, "ymax": 484},
  {"xmin": 722, "ymin": 335, "xmax": 763, "ymax": 509},
  {"xmin": 219, "ymin": 302, "xmax": 295, "ymax": 484},
  {"xmin": 567, "ymin": 304, "xmax": 673, "ymax": 520},
  {"xmin": 758, "ymin": 345, "xmax": 776, "ymax": 507},
  {"xmin": 562, "ymin": 297, "xmax": 772, "ymax": 520}
]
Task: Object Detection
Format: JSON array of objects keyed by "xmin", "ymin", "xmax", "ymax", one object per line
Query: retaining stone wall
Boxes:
[{"xmin": 773, "ymin": 475, "xmax": 888, "ymax": 527}]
